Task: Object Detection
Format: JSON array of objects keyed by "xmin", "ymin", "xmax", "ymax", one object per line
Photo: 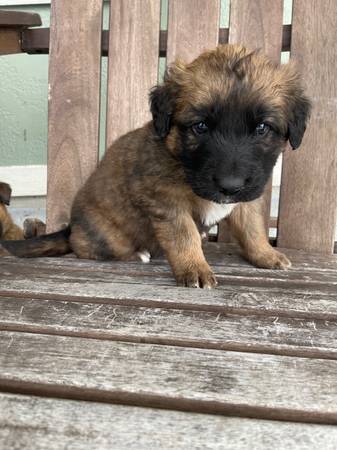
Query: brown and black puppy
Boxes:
[
  {"xmin": 0, "ymin": 45, "xmax": 311, "ymax": 288},
  {"xmin": 0, "ymin": 182, "xmax": 24, "ymax": 241},
  {"xmin": 0, "ymin": 182, "xmax": 46, "ymax": 252}
]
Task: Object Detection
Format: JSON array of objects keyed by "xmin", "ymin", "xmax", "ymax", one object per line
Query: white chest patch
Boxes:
[{"xmin": 199, "ymin": 202, "xmax": 236, "ymax": 227}]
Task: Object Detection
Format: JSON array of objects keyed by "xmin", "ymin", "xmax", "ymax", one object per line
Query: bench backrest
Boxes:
[{"xmin": 46, "ymin": 0, "xmax": 337, "ymax": 255}]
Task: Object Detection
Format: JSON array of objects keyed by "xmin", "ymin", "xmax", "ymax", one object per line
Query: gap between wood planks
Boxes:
[
  {"xmin": 1, "ymin": 296, "xmax": 337, "ymax": 360},
  {"xmin": 1, "ymin": 381, "xmax": 336, "ymax": 427}
]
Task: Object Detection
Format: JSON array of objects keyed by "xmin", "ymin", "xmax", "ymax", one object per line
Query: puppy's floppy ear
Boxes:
[
  {"xmin": 287, "ymin": 93, "xmax": 312, "ymax": 150},
  {"xmin": 0, "ymin": 182, "xmax": 12, "ymax": 205},
  {"xmin": 149, "ymin": 84, "xmax": 175, "ymax": 138}
]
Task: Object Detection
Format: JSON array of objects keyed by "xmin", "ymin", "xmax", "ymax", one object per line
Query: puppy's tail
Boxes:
[{"xmin": 0, "ymin": 226, "xmax": 72, "ymax": 257}]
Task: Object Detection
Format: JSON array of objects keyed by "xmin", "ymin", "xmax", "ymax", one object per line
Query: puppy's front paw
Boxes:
[
  {"xmin": 176, "ymin": 263, "xmax": 217, "ymax": 289},
  {"xmin": 248, "ymin": 247, "xmax": 291, "ymax": 270}
]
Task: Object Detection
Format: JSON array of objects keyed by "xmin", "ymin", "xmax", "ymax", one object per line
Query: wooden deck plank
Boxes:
[
  {"xmin": 1, "ymin": 297, "xmax": 337, "ymax": 359},
  {"xmin": 2, "ymin": 393, "xmax": 337, "ymax": 450},
  {"xmin": 0, "ymin": 258, "xmax": 337, "ymax": 320},
  {"xmin": 0, "ymin": 279, "xmax": 336, "ymax": 320},
  {"xmin": 0, "ymin": 251, "xmax": 336, "ymax": 294},
  {"xmin": 2, "ymin": 241, "xmax": 336, "ymax": 272},
  {"xmin": 278, "ymin": 0, "xmax": 337, "ymax": 253},
  {"xmin": 1, "ymin": 331, "xmax": 337, "ymax": 423},
  {"xmin": 106, "ymin": 0, "xmax": 160, "ymax": 146},
  {"xmin": 47, "ymin": 0, "xmax": 103, "ymax": 231},
  {"xmin": 1, "ymin": 255, "xmax": 335, "ymax": 286}
]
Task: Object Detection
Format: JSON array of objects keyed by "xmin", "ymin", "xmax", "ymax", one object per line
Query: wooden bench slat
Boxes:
[
  {"xmin": 0, "ymin": 10, "xmax": 41, "ymax": 28},
  {"xmin": 0, "ymin": 249, "xmax": 336, "ymax": 291},
  {"xmin": 3, "ymin": 393, "xmax": 337, "ymax": 450},
  {"xmin": 166, "ymin": 0, "xmax": 221, "ymax": 63},
  {"xmin": 1, "ymin": 331, "xmax": 337, "ymax": 423},
  {"xmin": 1, "ymin": 276, "xmax": 337, "ymax": 320},
  {"xmin": 278, "ymin": 0, "xmax": 337, "ymax": 254},
  {"xmin": 0, "ymin": 249, "xmax": 337, "ymax": 322},
  {"xmin": 2, "ymin": 242, "xmax": 336, "ymax": 270},
  {"xmin": 47, "ymin": 0, "xmax": 103, "ymax": 231},
  {"xmin": 105, "ymin": 0, "xmax": 160, "ymax": 147},
  {"xmin": 2, "ymin": 296, "xmax": 337, "ymax": 359},
  {"xmin": 21, "ymin": 25, "xmax": 293, "ymax": 56},
  {"xmin": 218, "ymin": 0, "xmax": 283, "ymax": 241}
]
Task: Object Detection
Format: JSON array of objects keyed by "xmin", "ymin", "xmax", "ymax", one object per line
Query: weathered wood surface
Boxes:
[
  {"xmin": 218, "ymin": 0, "xmax": 283, "ymax": 240},
  {"xmin": 229, "ymin": 0, "xmax": 283, "ymax": 59},
  {"xmin": 0, "ymin": 243, "xmax": 336, "ymax": 432},
  {"xmin": 166, "ymin": 0, "xmax": 220, "ymax": 64},
  {"xmin": 1, "ymin": 296, "xmax": 337, "ymax": 359},
  {"xmin": 1, "ymin": 277, "xmax": 337, "ymax": 321},
  {"xmin": 0, "ymin": 10, "xmax": 41, "ymax": 28},
  {"xmin": 278, "ymin": 0, "xmax": 337, "ymax": 254},
  {"xmin": 1, "ymin": 331, "xmax": 337, "ymax": 423},
  {"xmin": 47, "ymin": 0, "xmax": 103, "ymax": 231},
  {"xmin": 0, "ymin": 243, "xmax": 336, "ymax": 322},
  {"xmin": 106, "ymin": 0, "xmax": 160, "ymax": 146},
  {"xmin": 2, "ymin": 242, "xmax": 336, "ymax": 270},
  {"xmin": 2, "ymin": 394, "xmax": 337, "ymax": 450},
  {"xmin": 0, "ymin": 247, "xmax": 336, "ymax": 293}
]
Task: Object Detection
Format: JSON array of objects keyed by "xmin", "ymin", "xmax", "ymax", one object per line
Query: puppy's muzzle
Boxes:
[{"xmin": 213, "ymin": 175, "xmax": 245, "ymax": 196}]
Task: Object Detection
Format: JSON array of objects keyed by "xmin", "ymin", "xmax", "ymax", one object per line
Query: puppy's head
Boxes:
[
  {"xmin": 0, "ymin": 182, "xmax": 12, "ymax": 206},
  {"xmin": 150, "ymin": 44, "xmax": 311, "ymax": 204}
]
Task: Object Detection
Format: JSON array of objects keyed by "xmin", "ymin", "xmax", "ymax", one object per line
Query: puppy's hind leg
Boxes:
[
  {"xmin": 227, "ymin": 198, "xmax": 291, "ymax": 270},
  {"xmin": 69, "ymin": 218, "xmax": 145, "ymax": 263}
]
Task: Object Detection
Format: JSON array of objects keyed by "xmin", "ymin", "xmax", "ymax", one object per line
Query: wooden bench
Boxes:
[{"xmin": 1, "ymin": 2, "xmax": 337, "ymax": 448}]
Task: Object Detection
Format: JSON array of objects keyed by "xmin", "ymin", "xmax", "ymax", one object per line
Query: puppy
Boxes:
[
  {"xmin": 0, "ymin": 182, "xmax": 24, "ymax": 241},
  {"xmin": 0, "ymin": 45, "xmax": 311, "ymax": 288},
  {"xmin": 0, "ymin": 182, "xmax": 46, "ymax": 253}
]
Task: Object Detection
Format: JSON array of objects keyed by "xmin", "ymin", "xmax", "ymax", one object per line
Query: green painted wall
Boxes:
[
  {"xmin": 0, "ymin": 0, "xmax": 292, "ymax": 167},
  {"xmin": 0, "ymin": 5, "xmax": 49, "ymax": 166}
]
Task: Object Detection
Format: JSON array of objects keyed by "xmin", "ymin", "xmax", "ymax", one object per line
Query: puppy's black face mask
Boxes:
[
  {"xmin": 150, "ymin": 81, "xmax": 311, "ymax": 204},
  {"xmin": 175, "ymin": 94, "xmax": 286, "ymax": 204}
]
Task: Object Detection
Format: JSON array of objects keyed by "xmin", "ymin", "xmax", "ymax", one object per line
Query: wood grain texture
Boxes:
[
  {"xmin": 2, "ymin": 296, "xmax": 337, "ymax": 359},
  {"xmin": 228, "ymin": 0, "xmax": 283, "ymax": 59},
  {"xmin": 47, "ymin": 0, "xmax": 103, "ymax": 231},
  {"xmin": 1, "ymin": 331, "xmax": 337, "ymax": 423},
  {"xmin": 106, "ymin": 0, "xmax": 160, "ymax": 146},
  {"xmin": 2, "ymin": 394, "xmax": 337, "ymax": 450},
  {"xmin": 217, "ymin": 0, "xmax": 284, "ymax": 241},
  {"xmin": 166, "ymin": 0, "xmax": 221, "ymax": 64},
  {"xmin": 0, "ymin": 244, "xmax": 336, "ymax": 292},
  {"xmin": 0, "ymin": 244, "xmax": 336, "ymax": 322},
  {"xmin": 1, "ymin": 276, "xmax": 337, "ymax": 320},
  {"xmin": 278, "ymin": 0, "xmax": 337, "ymax": 253}
]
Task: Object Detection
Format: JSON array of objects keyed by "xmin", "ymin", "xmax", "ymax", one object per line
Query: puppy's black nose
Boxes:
[{"xmin": 215, "ymin": 176, "xmax": 245, "ymax": 196}]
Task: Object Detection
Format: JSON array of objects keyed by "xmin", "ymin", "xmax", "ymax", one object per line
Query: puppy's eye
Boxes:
[
  {"xmin": 255, "ymin": 123, "xmax": 270, "ymax": 136},
  {"xmin": 192, "ymin": 121, "xmax": 208, "ymax": 135}
]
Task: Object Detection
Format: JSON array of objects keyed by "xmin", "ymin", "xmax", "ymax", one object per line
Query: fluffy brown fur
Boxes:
[
  {"xmin": 0, "ymin": 45, "xmax": 311, "ymax": 288},
  {"xmin": 0, "ymin": 182, "xmax": 24, "ymax": 242},
  {"xmin": 0, "ymin": 182, "xmax": 46, "ymax": 257}
]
